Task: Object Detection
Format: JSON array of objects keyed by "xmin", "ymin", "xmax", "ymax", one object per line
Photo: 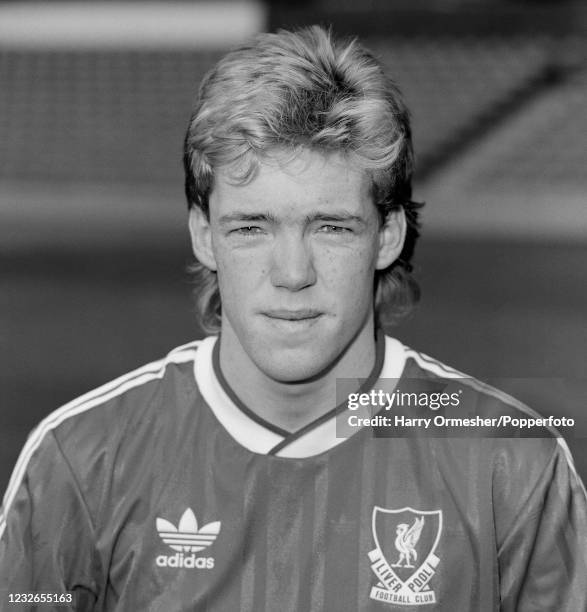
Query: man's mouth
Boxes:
[{"xmin": 262, "ymin": 309, "xmax": 323, "ymax": 321}]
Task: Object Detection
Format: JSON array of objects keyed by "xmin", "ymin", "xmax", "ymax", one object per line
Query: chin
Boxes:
[{"xmin": 258, "ymin": 363, "xmax": 329, "ymax": 384}]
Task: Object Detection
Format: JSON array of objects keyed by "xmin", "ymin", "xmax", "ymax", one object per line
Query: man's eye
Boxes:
[
  {"xmin": 318, "ymin": 225, "xmax": 351, "ymax": 234},
  {"xmin": 233, "ymin": 226, "xmax": 263, "ymax": 235}
]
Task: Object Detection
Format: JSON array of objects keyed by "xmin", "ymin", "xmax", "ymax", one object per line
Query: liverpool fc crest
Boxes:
[{"xmin": 368, "ymin": 506, "xmax": 442, "ymax": 606}]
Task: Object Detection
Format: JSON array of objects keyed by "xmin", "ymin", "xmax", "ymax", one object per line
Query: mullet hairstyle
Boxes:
[{"xmin": 183, "ymin": 25, "xmax": 422, "ymax": 334}]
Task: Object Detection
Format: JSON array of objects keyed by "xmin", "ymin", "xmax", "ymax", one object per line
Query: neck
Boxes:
[{"xmin": 218, "ymin": 321, "xmax": 378, "ymax": 432}]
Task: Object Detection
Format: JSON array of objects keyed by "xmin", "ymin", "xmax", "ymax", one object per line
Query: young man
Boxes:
[{"xmin": 1, "ymin": 26, "xmax": 586, "ymax": 611}]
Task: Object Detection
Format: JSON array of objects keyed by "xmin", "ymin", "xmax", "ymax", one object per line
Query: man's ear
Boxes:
[
  {"xmin": 376, "ymin": 208, "xmax": 407, "ymax": 270},
  {"xmin": 188, "ymin": 207, "xmax": 217, "ymax": 271}
]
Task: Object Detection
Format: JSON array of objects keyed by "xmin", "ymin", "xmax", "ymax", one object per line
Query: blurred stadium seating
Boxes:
[
  {"xmin": 0, "ymin": 49, "xmax": 222, "ymax": 185},
  {"xmin": 372, "ymin": 36, "xmax": 556, "ymax": 173},
  {"xmin": 1, "ymin": 1, "xmax": 586, "ymax": 490},
  {"xmin": 475, "ymin": 64, "xmax": 587, "ymax": 188}
]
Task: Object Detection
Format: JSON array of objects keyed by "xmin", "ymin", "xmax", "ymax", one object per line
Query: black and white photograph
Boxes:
[{"xmin": 1, "ymin": 0, "xmax": 586, "ymax": 610}]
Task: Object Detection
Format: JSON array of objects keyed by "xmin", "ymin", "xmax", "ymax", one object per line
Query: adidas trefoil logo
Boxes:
[
  {"xmin": 157, "ymin": 508, "xmax": 221, "ymax": 553},
  {"xmin": 155, "ymin": 508, "xmax": 220, "ymax": 569}
]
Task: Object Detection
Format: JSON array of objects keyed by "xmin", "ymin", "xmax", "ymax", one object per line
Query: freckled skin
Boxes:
[{"xmin": 189, "ymin": 149, "xmax": 404, "ymax": 426}]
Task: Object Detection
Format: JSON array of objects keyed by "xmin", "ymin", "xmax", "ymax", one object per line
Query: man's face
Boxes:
[{"xmin": 190, "ymin": 149, "xmax": 404, "ymax": 383}]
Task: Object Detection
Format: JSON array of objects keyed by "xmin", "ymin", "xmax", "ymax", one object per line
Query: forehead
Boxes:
[{"xmin": 209, "ymin": 149, "xmax": 374, "ymax": 217}]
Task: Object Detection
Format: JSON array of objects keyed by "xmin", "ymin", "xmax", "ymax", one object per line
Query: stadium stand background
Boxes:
[{"xmin": 1, "ymin": 0, "xmax": 586, "ymax": 490}]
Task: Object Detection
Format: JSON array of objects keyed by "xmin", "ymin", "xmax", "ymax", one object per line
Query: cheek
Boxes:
[
  {"xmin": 215, "ymin": 247, "xmax": 268, "ymax": 301},
  {"xmin": 318, "ymin": 243, "xmax": 377, "ymax": 288}
]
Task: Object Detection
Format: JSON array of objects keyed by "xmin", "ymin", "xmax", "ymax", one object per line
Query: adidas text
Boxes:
[{"xmin": 156, "ymin": 552, "xmax": 215, "ymax": 569}]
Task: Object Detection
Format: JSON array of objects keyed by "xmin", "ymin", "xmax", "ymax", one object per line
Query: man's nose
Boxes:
[{"xmin": 270, "ymin": 233, "xmax": 317, "ymax": 291}]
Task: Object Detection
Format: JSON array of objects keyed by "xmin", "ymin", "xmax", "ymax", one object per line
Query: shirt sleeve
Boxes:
[
  {"xmin": 0, "ymin": 430, "xmax": 102, "ymax": 610},
  {"xmin": 497, "ymin": 439, "xmax": 587, "ymax": 611}
]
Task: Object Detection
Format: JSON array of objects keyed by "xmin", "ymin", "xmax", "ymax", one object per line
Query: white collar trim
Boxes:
[
  {"xmin": 194, "ymin": 335, "xmax": 407, "ymax": 458},
  {"xmin": 194, "ymin": 336, "xmax": 283, "ymax": 453}
]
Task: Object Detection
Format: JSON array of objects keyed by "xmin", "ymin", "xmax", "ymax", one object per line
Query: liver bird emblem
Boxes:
[{"xmin": 391, "ymin": 516, "xmax": 425, "ymax": 568}]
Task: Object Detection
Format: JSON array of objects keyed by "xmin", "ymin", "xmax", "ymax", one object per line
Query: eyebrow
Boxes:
[
  {"xmin": 305, "ymin": 213, "xmax": 366, "ymax": 225},
  {"xmin": 218, "ymin": 212, "xmax": 277, "ymax": 225}
]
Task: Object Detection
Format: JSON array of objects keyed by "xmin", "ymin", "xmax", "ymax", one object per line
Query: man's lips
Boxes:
[{"xmin": 262, "ymin": 309, "xmax": 323, "ymax": 321}]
